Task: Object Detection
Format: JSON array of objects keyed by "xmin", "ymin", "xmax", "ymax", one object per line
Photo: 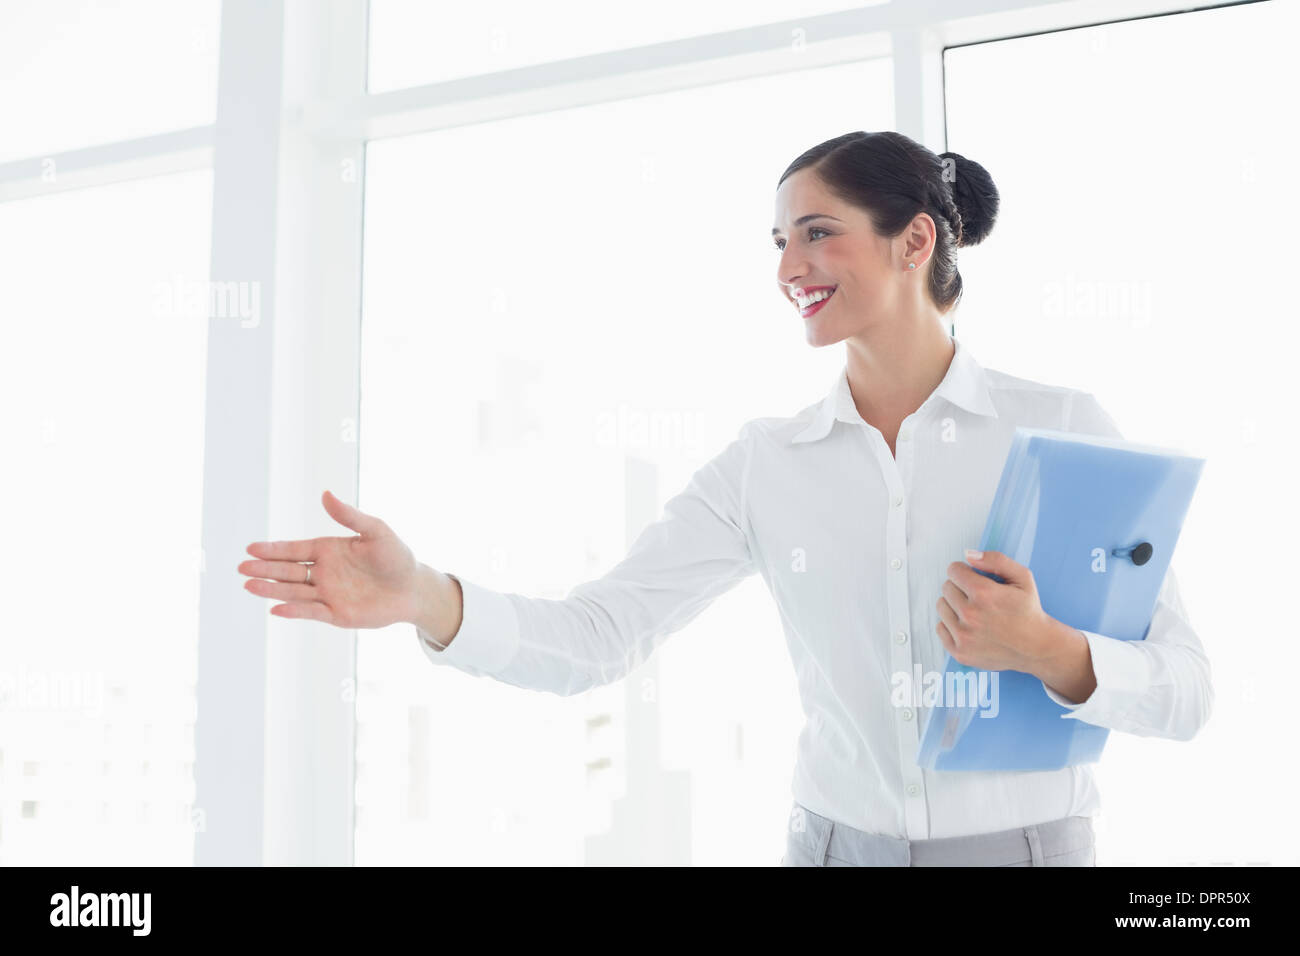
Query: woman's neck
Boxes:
[{"xmin": 843, "ymin": 319, "xmax": 955, "ymax": 428}]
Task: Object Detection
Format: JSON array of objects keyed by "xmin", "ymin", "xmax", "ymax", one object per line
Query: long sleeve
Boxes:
[
  {"xmin": 413, "ymin": 422, "xmax": 759, "ymax": 696},
  {"xmin": 1038, "ymin": 392, "xmax": 1215, "ymax": 741}
]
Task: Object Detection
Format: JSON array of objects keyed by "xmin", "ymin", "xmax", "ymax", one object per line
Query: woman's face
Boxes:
[{"xmin": 773, "ymin": 168, "xmax": 912, "ymax": 348}]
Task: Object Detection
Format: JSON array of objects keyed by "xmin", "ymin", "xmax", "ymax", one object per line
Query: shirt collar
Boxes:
[{"xmin": 789, "ymin": 336, "xmax": 998, "ymax": 445}]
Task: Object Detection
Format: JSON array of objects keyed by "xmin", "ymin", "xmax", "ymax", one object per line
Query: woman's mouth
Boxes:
[{"xmin": 797, "ymin": 287, "xmax": 836, "ymax": 318}]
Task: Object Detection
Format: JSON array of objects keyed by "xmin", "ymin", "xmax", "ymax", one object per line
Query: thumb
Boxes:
[
  {"xmin": 322, "ymin": 489, "xmax": 382, "ymax": 536},
  {"xmin": 965, "ymin": 548, "xmax": 1025, "ymax": 586}
]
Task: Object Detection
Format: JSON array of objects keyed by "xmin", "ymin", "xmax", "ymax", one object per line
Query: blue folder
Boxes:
[{"xmin": 915, "ymin": 426, "xmax": 1205, "ymax": 771}]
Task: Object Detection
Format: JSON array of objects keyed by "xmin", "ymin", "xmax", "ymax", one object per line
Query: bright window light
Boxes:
[
  {"xmin": 944, "ymin": 0, "xmax": 1298, "ymax": 866},
  {"xmin": 355, "ymin": 56, "xmax": 892, "ymax": 865},
  {"xmin": 0, "ymin": 0, "xmax": 220, "ymax": 163},
  {"xmin": 0, "ymin": 169, "xmax": 212, "ymax": 865},
  {"xmin": 367, "ymin": 0, "xmax": 887, "ymax": 91}
]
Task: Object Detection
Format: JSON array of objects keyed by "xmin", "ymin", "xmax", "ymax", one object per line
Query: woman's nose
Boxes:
[
  {"xmin": 777, "ymin": 250, "xmax": 808, "ymax": 288},
  {"xmin": 778, "ymin": 271, "xmax": 806, "ymax": 295}
]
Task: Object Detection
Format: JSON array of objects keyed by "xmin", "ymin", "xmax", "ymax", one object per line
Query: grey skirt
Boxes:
[{"xmin": 781, "ymin": 800, "xmax": 1097, "ymax": 866}]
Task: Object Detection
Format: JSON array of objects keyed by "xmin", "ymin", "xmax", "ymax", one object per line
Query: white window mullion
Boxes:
[
  {"xmin": 197, "ymin": 0, "xmax": 369, "ymax": 868},
  {"xmin": 891, "ymin": 24, "xmax": 951, "ymax": 335},
  {"xmin": 0, "ymin": 127, "xmax": 212, "ymax": 203},
  {"xmin": 194, "ymin": 0, "xmax": 287, "ymax": 867},
  {"xmin": 261, "ymin": 0, "xmax": 369, "ymax": 867}
]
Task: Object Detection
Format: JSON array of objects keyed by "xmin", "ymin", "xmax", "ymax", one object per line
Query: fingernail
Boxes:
[{"xmin": 965, "ymin": 549, "xmax": 983, "ymax": 561}]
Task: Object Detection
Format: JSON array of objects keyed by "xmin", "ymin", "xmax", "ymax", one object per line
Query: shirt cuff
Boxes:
[
  {"xmin": 1042, "ymin": 629, "xmax": 1153, "ymax": 724},
  {"xmin": 414, "ymin": 573, "xmax": 522, "ymax": 677}
]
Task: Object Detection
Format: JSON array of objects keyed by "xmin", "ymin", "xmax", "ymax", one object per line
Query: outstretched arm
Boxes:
[{"xmin": 411, "ymin": 423, "xmax": 759, "ymax": 696}]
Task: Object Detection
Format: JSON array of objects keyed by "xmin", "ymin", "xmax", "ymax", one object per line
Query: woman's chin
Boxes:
[{"xmin": 803, "ymin": 320, "xmax": 847, "ymax": 348}]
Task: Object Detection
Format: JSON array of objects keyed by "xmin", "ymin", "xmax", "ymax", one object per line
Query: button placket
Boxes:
[{"xmin": 893, "ymin": 414, "xmax": 928, "ymax": 838}]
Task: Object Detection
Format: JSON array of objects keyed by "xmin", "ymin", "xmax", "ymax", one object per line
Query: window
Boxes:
[
  {"xmin": 367, "ymin": 0, "xmax": 887, "ymax": 90},
  {"xmin": 0, "ymin": 0, "xmax": 220, "ymax": 163},
  {"xmin": 5, "ymin": 0, "xmax": 1281, "ymax": 870},
  {"xmin": 0, "ymin": 170, "xmax": 212, "ymax": 865},
  {"xmin": 944, "ymin": 0, "xmax": 1294, "ymax": 865},
  {"xmin": 355, "ymin": 56, "xmax": 892, "ymax": 864}
]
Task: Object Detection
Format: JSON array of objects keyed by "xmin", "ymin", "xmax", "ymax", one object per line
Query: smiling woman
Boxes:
[
  {"xmin": 236, "ymin": 124, "xmax": 1213, "ymax": 868},
  {"xmin": 754, "ymin": 130, "xmax": 1208, "ymax": 866},
  {"xmin": 768, "ymin": 131, "xmax": 1003, "ymax": 458},
  {"xmin": 771, "ymin": 130, "xmax": 999, "ymax": 345}
]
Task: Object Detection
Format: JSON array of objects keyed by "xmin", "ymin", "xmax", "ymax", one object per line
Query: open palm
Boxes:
[{"xmin": 237, "ymin": 490, "xmax": 421, "ymax": 629}]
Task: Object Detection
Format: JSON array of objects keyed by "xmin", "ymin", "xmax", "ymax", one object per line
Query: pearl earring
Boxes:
[{"xmin": 907, "ymin": 262, "xmax": 916, "ymax": 270}]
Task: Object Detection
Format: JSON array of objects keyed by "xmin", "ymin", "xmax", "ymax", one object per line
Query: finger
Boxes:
[
  {"xmin": 247, "ymin": 539, "xmax": 317, "ymax": 562},
  {"xmin": 941, "ymin": 578, "xmax": 971, "ymax": 617},
  {"xmin": 321, "ymin": 489, "xmax": 382, "ymax": 537},
  {"xmin": 270, "ymin": 601, "xmax": 335, "ymax": 624},
  {"xmin": 936, "ymin": 619, "xmax": 958, "ymax": 657},
  {"xmin": 237, "ymin": 558, "xmax": 314, "ymax": 584},
  {"xmin": 244, "ymin": 578, "xmax": 318, "ymax": 603},
  {"xmin": 936, "ymin": 595, "xmax": 962, "ymax": 640},
  {"xmin": 965, "ymin": 549, "xmax": 1023, "ymax": 587},
  {"xmin": 946, "ymin": 560, "xmax": 985, "ymax": 597}
]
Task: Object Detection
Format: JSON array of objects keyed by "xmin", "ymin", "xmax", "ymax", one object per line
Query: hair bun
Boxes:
[{"xmin": 938, "ymin": 151, "xmax": 999, "ymax": 248}]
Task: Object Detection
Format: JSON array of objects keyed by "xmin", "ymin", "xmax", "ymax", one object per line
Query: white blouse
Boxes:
[{"xmin": 415, "ymin": 336, "xmax": 1213, "ymax": 840}]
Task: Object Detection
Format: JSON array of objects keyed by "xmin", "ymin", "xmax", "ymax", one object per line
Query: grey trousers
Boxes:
[{"xmin": 781, "ymin": 801, "xmax": 1097, "ymax": 866}]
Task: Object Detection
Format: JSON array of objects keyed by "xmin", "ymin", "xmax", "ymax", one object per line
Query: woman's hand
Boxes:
[
  {"xmin": 935, "ymin": 549, "xmax": 1060, "ymax": 673},
  {"xmin": 238, "ymin": 490, "xmax": 422, "ymax": 629}
]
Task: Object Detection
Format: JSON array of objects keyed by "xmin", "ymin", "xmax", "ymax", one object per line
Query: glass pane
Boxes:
[
  {"xmin": 356, "ymin": 57, "xmax": 892, "ymax": 864},
  {"xmin": 0, "ymin": 169, "xmax": 212, "ymax": 864},
  {"xmin": 0, "ymin": 0, "xmax": 221, "ymax": 163},
  {"xmin": 368, "ymin": 0, "xmax": 888, "ymax": 91},
  {"xmin": 944, "ymin": 0, "xmax": 1299, "ymax": 865}
]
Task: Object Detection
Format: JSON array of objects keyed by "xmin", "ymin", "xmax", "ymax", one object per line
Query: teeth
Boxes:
[{"xmin": 796, "ymin": 289, "xmax": 834, "ymax": 308}]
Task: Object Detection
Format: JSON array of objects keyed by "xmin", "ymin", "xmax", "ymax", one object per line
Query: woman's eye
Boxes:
[{"xmin": 773, "ymin": 227, "xmax": 829, "ymax": 251}]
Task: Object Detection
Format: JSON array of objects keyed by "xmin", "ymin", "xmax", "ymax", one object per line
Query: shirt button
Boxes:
[
  {"xmin": 907, "ymin": 784, "xmax": 920, "ymax": 797},
  {"xmin": 890, "ymin": 558, "xmax": 902, "ymax": 570},
  {"xmin": 899, "ymin": 430, "xmax": 911, "ymax": 441},
  {"xmin": 895, "ymin": 631, "xmax": 908, "ymax": 644},
  {"xmin": 902, "ymin": 708, "xmax": 914, "ymax": 721},
  {"xmin": 892, "ymin": 495, "xmax": 903, "ymax": 507}
]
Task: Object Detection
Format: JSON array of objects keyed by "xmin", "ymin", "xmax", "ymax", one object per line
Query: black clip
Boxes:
[{"xmin": 1112, "ymin": 541, "xmax": 1154, "ymax": 566}]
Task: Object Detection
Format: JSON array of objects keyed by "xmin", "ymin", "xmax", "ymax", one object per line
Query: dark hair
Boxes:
[{"xmin": 777, "ymin": 131, "xmax": 999, "ymax": 315}]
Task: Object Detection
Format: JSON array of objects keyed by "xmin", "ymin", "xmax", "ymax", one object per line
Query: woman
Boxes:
[{"xmin": 237, "ymin": 131, "xmax": 1213, "ymax": 866}]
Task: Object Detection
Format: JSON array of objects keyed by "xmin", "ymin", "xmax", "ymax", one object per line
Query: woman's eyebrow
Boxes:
[{"xmin": 771, "ymin": 214, "xmax": 843, "ymax": 236}]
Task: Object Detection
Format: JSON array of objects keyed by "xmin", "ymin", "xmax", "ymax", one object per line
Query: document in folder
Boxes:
[{"xmin": 915, "ymin": 426, "xmax": 1205, "ymax": 771}]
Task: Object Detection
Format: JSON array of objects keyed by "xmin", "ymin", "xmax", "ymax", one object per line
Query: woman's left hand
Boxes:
[{"xmin": 935, "ymin": 549, "xmax": 1059, "ymax": 673}]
